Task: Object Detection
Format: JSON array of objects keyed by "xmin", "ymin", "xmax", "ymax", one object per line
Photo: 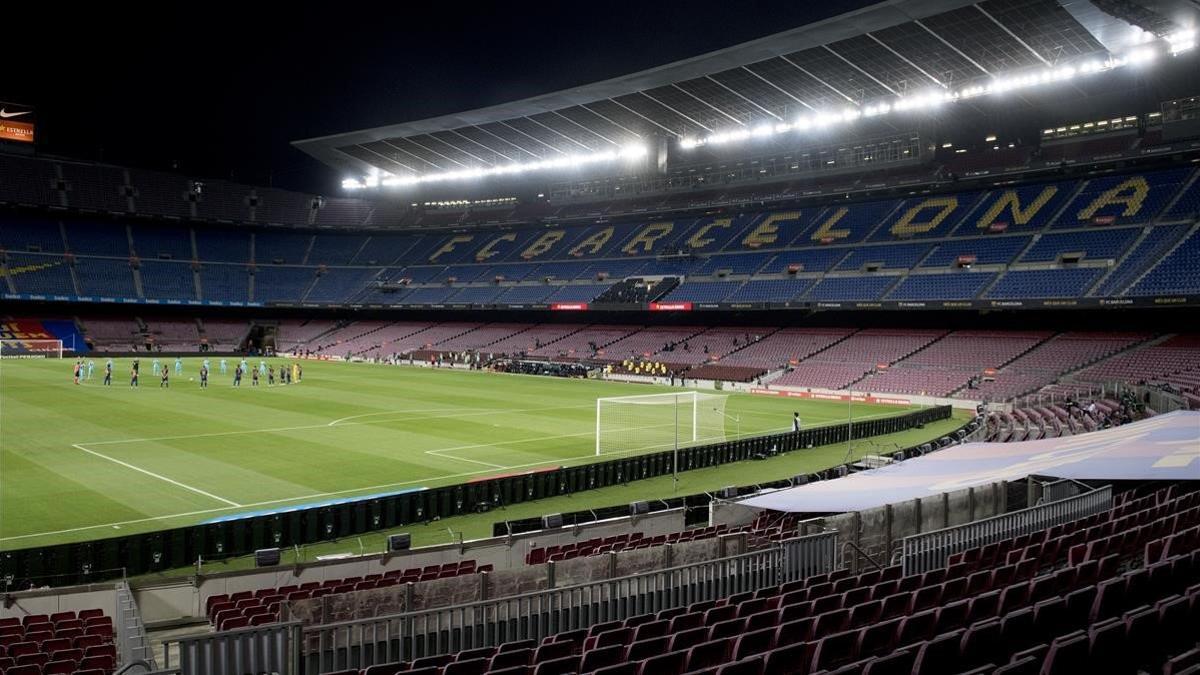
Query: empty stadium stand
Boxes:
[
  {"xmin": 5, "ymin": 166, "xmax": 1200, "ymax": 309},
  {"xmin": 0, "ymin": 608, "xmax": 116, "ymax": 675},
  {"xmin": 275, "ymin": 485, "xmax": 1200, "ymax": 675}
]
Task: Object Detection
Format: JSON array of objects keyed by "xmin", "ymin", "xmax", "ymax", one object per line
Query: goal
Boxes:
[
  {"xmin": 595, "ymin": 391, "xmax": 728, "ymax": 456},
  {"xmin": 0, "ymin": 339, "xmax": 64, "ymax": 359}
]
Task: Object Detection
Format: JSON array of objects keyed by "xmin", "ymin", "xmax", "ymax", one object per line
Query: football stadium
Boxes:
[{"xmin": 1, "ymin": 1, "xmax": 1199, "ymax": 673}]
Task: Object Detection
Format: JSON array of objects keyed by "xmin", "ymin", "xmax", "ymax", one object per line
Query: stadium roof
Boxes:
[
  {"xmin": 738, "ymin": 410, "xmax": 1200, "ymax": 513},
  {"xmin": 295, "ymin": 0, "xmax": 1197, "ymax": 185}
]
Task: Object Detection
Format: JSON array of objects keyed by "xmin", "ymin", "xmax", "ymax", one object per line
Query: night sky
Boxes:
[{"xmin": 8, "ymin": 2, "xmax": 874, "ymax": 194}]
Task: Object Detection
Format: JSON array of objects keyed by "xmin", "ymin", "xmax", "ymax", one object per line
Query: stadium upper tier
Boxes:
[{"xmin": 3, "ymin": 165, "xmax": 1199, "ymax": 308}]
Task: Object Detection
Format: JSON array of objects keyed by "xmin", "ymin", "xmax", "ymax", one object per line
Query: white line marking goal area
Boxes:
[{"xmin": 71, "ymin": 443, "xmax": 243, "ymax": 507}]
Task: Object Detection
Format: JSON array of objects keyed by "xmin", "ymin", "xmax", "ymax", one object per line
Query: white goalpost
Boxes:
[
  {"xmin": 0, "ymin": 339, "xmax": 64, "ymax": 359},
  {"xmin": 595, "ymin": 391, "xmax": 729, "ymax": 456}
]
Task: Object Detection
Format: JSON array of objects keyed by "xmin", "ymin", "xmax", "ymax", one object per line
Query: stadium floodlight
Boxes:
[
  {"xmin": 343, "ymin": 143, "xmax": 647, "ymax": 191},
  {"xmin": 1167, "ymin": 29, "xmax": 1196, "ymax": 54},
  {"xmin": 677, "ymin": 38, "xmax": 1193, "ymax": 152}
]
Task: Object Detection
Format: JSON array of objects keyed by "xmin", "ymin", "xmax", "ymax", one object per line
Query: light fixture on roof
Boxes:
[
  {"xmin": 1167, "ymin": 29, "xmax": 1196, "ymax": 54},
  {"xmin": 676, "ymin": 39, "xmax": 1192, "ymax": 153},
  {"xmin": 349, "ymin": 143, "xmax": 647, "ymax": 190}
]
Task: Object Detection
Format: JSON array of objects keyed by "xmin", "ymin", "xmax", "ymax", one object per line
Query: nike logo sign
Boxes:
[{"xmin": 0, "ymin": 109, "xmax": 31, "ymax": 118}]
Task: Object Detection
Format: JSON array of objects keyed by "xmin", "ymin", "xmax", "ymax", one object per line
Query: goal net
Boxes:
[
  {"xmin": 596, "ymin": 391, "xmax": 728, "ymax": 456},
  {"xmin": 0, "ymin": 339, "xmax": 64, "ymax": 359}
]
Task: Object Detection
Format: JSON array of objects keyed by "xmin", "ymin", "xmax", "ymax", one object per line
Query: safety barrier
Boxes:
[
  {"xmin": 160, "ymin": 621, "xmax": 303, "ymax": 675},
  {"xmin": 1036, "ymin": 478, "xmax": 1087, "ymax": 505},
  {"xmin": 900, "ymin": 485, "xmax": 1113, "ymax": 576},
  {"xmin": 301, "ymin": 532, "xmax": 837, "ymax": 674}
]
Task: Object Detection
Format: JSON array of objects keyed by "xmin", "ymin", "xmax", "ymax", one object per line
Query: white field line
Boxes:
[
  {"xmin": 3, "ymin": 447, "xmax": 614, "ymax": 544},
  {"xmin": 71, "ymin": 444, "xmax": 242, "ymax": 507},
  {"xmin": 425, "ymin": 453, "xmax": 507, "ymax": 469},
  {"xmin": 327, "ymin": 406, "xmax": 491, "ymax": 427},
  {"xmin": 78, "ymin": 404, "xmax": 593, "ymax": 447},
  {"xmin": 59, "ymin": 403, "xmax": 590, "ymax": 509},
  {"xmin": 4, "ymin": 407, "xmax": 916, "ymax": 545}
]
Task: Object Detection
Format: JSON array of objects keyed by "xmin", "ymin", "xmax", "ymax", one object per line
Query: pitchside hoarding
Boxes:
[{"xmin": 0, "ymin": 101, "xmax": 35, "ymax": 143}]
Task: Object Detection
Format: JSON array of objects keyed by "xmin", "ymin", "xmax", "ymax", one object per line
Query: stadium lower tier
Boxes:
[
  {"xmin": 31, "ymin": 316, "xmax": 1200, "ymax": 405},
  {"xmin": 291, "ymin": 486, "xmax": 1200, "ymax": 675},
  {"xmin": 3, "ymin": 165, "xmax": 1200, "ymax": 307},
  {"xmin": 0, "ymin": 609, "xmax": 116, "ymax": 675}
]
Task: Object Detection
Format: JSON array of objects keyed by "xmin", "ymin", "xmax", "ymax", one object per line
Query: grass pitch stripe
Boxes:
[{"xmin": 71, "ymin": 443, "xmax": 242, "ymax": 507}]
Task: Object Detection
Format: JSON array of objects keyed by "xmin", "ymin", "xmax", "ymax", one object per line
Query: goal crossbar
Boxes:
[
  {"xmin": 595, "ymin": 391, "xmax": 728, "ymax": 456},
  {"xmin": 0, "ymin": 338, "xmax": 64, "ymax": 359}
]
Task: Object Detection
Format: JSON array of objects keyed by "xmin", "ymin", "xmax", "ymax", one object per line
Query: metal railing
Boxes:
[
  {"xmin": 116, "ymin": 581, "xmax": 155, "ymax": 668},
  {"xmin": 303, "ymin": 532, "xmax": 837, "ymax": 674},
  {"xmin": 161, "ymin": 622, "xmax": 303, "ymax": 675},
  {"xmin": 900, "ymin": 485, "xmax": 1113, "ymax": 576},
  {"xmin": 1037, "ymin": 478, "xmax": 1088, "ymax": 505}
]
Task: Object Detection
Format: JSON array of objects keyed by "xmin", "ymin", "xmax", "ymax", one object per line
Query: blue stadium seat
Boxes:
[
  {"xmin": 495, "ymin": 285, "xmax": 555, "ymax": 304},
  {"xmin": 836, "ymin": 243, "xmax": 931, "ymax": 270},
  {"xmin": 400, "ymin": 286, "xmax": 458, "ymax": 305},
  {"xmin": 920, "ymin": 236, "xmax": 1031, "ymax": 267},
  {"xmin": 691, "ymin": 252, "xmax": 775, "ymax": 276},
  {"xmin": 887, "ymin": 272, "xmax": 996, "ymax": 300},
  {"xmin": 130, "ymin": 224, "xmax": 193, "ymax": 261},
  {"xmin": 308, "ymin": 235, "xmax": 369, "ymax": 265},
  {"xmin": 805, "ymin": 275, "xmax": 897, "ymax": 301},
  {"xmin": 306, "ymin": 268, "xmax": 381, "ymax": 303},
  {"xmin": 725, "ymin": 278, "xmax": 813, "ymax": 303},
  {"xmin": 4, "ymin": 253, "xmax": 76, "ymax": 295},
  {"xmin": 198, "ymin": 264, "xmax": 250, "ymax": 302},
  {"xmin": 1053, "ymin": 169, "xmax": 1192, "ymax": 228},
  {"xmin": 1019, "ymin": 229, "xmax": 1138, "ymax": 262},
  {"xmin": 985, "ymin": 268, "xmax": 1102, "ymax": 299},
  {"xmin": 253, "ymin": 266, "xmax": 315, "ymax": 303},
  {"xmin": 139, "ymin": 260, "xmax": 197, "ymax": 301},
  {"xmin": 1090, "ymin": 225, "xmax": 1188, "ymax": 297},
  {"xmin": 1127, "ymin": 227, "xmax": 1200, "ymax": 296},
  {"xmin": 448, "ymin": 285, "xmax": 506, "ymax": 304},
  {"xmin": 63, "ymin": 221, "xmax": 130, "ymax": 257},
  {"xmin": 0, "ymin": 216, "xmax": 65, "ymax": 253},
  {"xmin": 870, "ymin": 192, "xmax": 983, "ymax": 241},
  {"xmin": 662, "ymin": 281, "xmax": 738, "ymax": 303},
  {"xmin": 195, "ymin": 229, "xmax": 250, "ymax": 262},
  {"xmin": 761, "ymin": 248, "xmax": 847, "ymax": 274},
  {"xmin": 255, "ymin": 232, "xmax": 313, "ymax": 264},
  {"xmin": 75, "ymin": 259, "xmax": 137, "ymax": 297},
  {"xmin": 544, "ymin": 284, "xmax": 608, "ymax": 303},
  {"xmin": 951, "ymin": 181, "xmax": 1076, "ymax": 236}
]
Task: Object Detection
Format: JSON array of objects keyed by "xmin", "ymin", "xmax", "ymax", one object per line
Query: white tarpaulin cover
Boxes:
[{"xmin": 739, "ymin": 410, "xmax": 1200, "ymax": 513}]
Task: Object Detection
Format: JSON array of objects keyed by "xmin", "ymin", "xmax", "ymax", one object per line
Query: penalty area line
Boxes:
[{"xmin": 71, "ymin": 443, "xmax": 242, "ymax": 507}]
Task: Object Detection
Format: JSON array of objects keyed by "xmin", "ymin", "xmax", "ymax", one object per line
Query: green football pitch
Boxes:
[{"xmin": 0, "ymin": 357, "xmax": 930, "ymax": 552}]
